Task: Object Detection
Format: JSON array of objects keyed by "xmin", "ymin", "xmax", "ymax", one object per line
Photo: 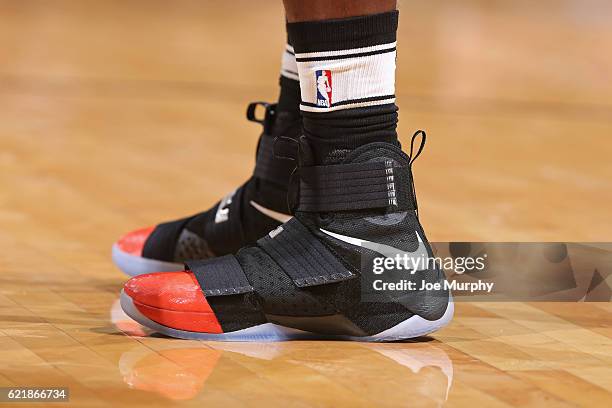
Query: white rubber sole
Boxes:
[
  {"xmin": 120, "ymin": 290, "xmax": 313, "ymax": 341},
  {"xmin": 112, "ymin": 243, "xmax": 183, "ymax": 277},
  {"xmin": 120, "ymin": 290, "xmax": 454, "ymax": 342},
  {"xmin": 351, "ymin": 297, "xmax": 454, "ymax": 342}
]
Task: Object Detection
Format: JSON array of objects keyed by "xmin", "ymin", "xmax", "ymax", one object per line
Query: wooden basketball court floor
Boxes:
[{"xmin": 0, "ymin": 1, "xmax": 610, "ymax": 406}]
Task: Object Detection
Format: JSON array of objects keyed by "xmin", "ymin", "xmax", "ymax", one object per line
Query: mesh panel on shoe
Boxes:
[
  {"xmin": 237, "ymin": 247, "xmax": 340, "ymax": 316},
  {"xmin": 236, "ymin": 244, "xmax": 417, "ymax": 335},
  {"xmin": 174, "ymin": 229, "xmax": 214, "ymax": 262}
]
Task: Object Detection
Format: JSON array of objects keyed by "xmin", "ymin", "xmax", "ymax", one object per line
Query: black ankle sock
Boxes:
[
  {"xmin": 277, "ymin": 76, "xmax": 301, "ymax": 117},
  {"xmin": 287, "ymin": 11, "xmax": 399, "ymax": 162}
]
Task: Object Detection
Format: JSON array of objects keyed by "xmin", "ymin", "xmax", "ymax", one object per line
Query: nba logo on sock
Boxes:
[{"xmin": 315, "ymin": 70, "xmax": 332, "ymax": 107}]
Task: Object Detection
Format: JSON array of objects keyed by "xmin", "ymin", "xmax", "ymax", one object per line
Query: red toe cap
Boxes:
[
  {"xmin": 116, "ymin": 226, "xmax": 155, "ymax": 256},
  {"xmin": 124, "ymin": 271, "xmax": 211, "ymax": 312},
  {"xmin": 124, "ymin": 272, "xmax": 222, "ymax": 333}
]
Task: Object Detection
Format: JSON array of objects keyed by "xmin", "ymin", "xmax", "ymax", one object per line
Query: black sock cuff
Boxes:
[
  {"xmin": 302, "ymin": 104, "xmax": 399, "ymax": 161},
  {"xmin": 287, "ymin": 10, "xmax": 398, "ymax": 53}
]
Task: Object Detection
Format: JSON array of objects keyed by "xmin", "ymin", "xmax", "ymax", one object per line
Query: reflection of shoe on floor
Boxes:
[
  {"xmin": 121, "ymin": 134, "xmax": 453, "ymax": 341},
  {"xmin": 204, "ymin": 342, "xmax": 287, "ymax": 360},
  {"xmin": 118, "ymin": 341, "xmax": 453, "ymax": 404},
  {"xmin": 110, "ymin": 297, "xmax": 151, "ymax": 337},
  {"xmin": 289, "ymin": 343, "xmax": 453, "ymax": 406},
  {"xmin": 112, "ymin": 102, "xmax": 297, "ymax": 276},
  {"xmin": 364, "ymin": 343, "xmax": 454, "ymax": 401},
  {"xmin": 119, "ymin": 346, "xmax": 222, "ymax": 401}
]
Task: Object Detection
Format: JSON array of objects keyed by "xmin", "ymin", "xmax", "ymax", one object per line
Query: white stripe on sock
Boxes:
[
  {"xmin": 281, "ymin": 43, "xmax": 299, "ymax": 81},
  {"xmin": 296, "ymin": 50, "xmax": 396, "ymax": 111}
]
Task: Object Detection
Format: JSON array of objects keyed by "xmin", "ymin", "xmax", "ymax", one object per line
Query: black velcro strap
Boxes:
[
  {"xmin": 253, "ymin": 135, "xmax": 295, "ymax": 186},
  {"xmin": 187, "ymin": 255, "xmax": 254, "ymax": 297},
  {"xmin": 258, "ymin": 218, "xmax": 356, "ymax": 287},
  {"xmin": 142, "ymin": 215, "xmax": 193, "ymax": 262},
  {"xmin": 297, "ymin": 160, "xmax": 414, "ymax": 212}
]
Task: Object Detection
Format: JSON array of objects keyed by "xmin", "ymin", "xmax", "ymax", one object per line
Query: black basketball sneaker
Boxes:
[
  {"xmin": 112, "ymin": 103, "xmax": 297, "ymax": 276},
  {"xmin": 120, "ymin": 132, "xmax": 453, "ymax": 341}
]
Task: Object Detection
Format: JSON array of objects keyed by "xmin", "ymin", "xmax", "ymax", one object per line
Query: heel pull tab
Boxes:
[
  {"xmin": 409, "ymin": 130, "xmax": 427, "ymax": 217},
  {"xmin": 246, "ymin": 102, "xmax": 277, "ymax": 134},
  {"xmin": 246, "ymin": 102, "xmax": 269, "ymax": 124},
  {"xmin": 409, "ymin": 130, "xmax": 427, "ymax": 165}
]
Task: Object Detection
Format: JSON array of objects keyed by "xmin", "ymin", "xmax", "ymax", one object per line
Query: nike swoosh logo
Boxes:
[
  {"xmin": 250, "ymin": 201, "xmax": 293, "ymax": 224},
  {"xmin": 215, "ymin": 190, "xmax": 236, "ymax": 224},
  {"xmin": 319, "ymin": 228, "xmax": 430, "ymax": 271}
]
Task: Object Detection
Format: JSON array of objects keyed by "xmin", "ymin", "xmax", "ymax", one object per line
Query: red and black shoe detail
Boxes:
[{"xmin": 121, "ymin": 137, "xmax": 454, "ymax": 341}]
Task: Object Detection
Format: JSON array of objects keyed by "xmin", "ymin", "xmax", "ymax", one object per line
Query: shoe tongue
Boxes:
[
  {"xmin": 302, "ymin": 138, "xmax": 406, "ymax": 166},
  {"xmin": 321, "ymin": 140, "xmax": 407, "ymax": 166},
  {"xmin": 322, "ymin": 148, "xmax": 352, "ymax": 165}
]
